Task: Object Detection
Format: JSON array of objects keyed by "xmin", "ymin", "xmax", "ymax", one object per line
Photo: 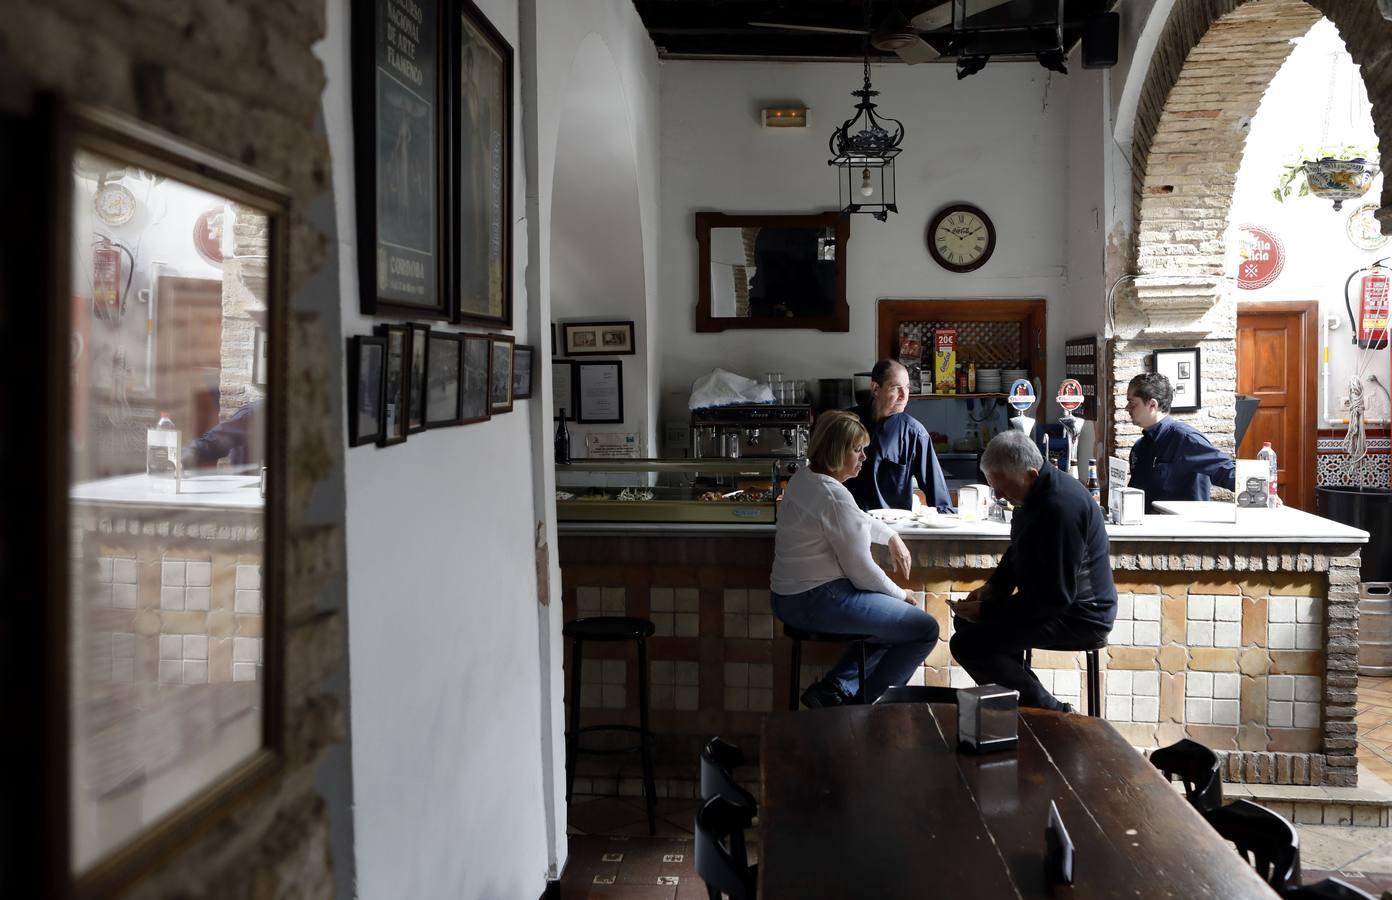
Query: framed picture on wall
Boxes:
[
  {"xmin": 407, "ymin": 323, "xmax": 431, "ymax": 434},
  {"xmin": 349, "ymin": 335, "xmax": 387, "ymax": 446},
  {"xmin": 425, "ymin": 332, "xmax": 465, "ymax": 427},
  {"xmin": 562, "ymin": 321, "xmax": 635, "ymax": 356},
  {"xmin": 553, "ymin": 359, "xmax": 576, "ymax": 419},
  {"xmin": 489, "ymin": 333, "xmax": 515, "ymax": 413},
  {"xmin": 460, "ymin": 332, "xmax": 492, "ymax": 424},
  {"xmin": 350, "ymin": 0, "xmax": 450, "ymax": 319},
  {"xmin": 450, "ymin": 0, "xmax": 514, "ymax": 328},
  {"xmin": 1153, "ymin": 347, "xmax": 1202, "ymax": 413},
  {"xmin": 374, "ymin": 324, "xmax": 410, "ymax": 446},
  {"xmin": 576, "ymin": 360, "xmax": 624, "ymax": 424},
  {"xmin": 513, "ymin": 344, "xmax": 534, "ymax": 399}
]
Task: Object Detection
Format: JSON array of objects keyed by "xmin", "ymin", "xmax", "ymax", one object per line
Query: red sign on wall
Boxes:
[{"xmin": 1237, "ymin": 225, "xmax": 1285, "ymax": 290}]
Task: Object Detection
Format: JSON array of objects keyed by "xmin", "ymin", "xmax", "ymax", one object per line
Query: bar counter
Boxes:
[{"xmin": 559, "ymin": 505, "xmax": 1368, "ymax": 786}]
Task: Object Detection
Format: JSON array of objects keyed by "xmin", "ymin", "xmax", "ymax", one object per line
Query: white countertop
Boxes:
[
  {"xmin": 560, "ymin": 502, "xmax": 1367, "ymax": 545},
  {"xmin": 70, "ymin": 473, "xmax": 264, "ymax": 511}
]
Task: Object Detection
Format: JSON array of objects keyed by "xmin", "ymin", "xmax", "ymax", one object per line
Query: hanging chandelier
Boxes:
[{"xmin": 827, "ymin": 53, "xmax": 905, "ymax": 222}]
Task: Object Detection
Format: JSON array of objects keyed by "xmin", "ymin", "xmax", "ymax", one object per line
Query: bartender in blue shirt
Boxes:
[
  {"xmin": 844, "ymin": 359, "xmax": 953, "ymax": 512},
  {"xmin": 1125, "ymin": 373, "xmax": 1235, "ymax": 510}
]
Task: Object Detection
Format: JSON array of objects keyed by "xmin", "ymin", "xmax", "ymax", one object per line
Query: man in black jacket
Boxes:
[{"xmin": 949, "ymin": 430, "xmax": 1116, "ymax": 712}]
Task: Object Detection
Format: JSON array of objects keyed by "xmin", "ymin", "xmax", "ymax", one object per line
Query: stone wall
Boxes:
[
  {"xmin": 0, "ymin": 0, "xmax": 346, "ymax": 894},
  {"xmin": 1109, "ymin": 0, "xmax": 1392, "ymax": 465}
]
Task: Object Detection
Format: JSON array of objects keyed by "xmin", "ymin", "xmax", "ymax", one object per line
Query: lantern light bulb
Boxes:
[{"xmin": 859, "ymin": 168, "xmax": 875, "ymax": 198}]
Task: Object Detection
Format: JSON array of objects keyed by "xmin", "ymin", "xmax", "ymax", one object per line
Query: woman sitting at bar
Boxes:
[{"xmin": 771, "ymin": 410, "xmax": 941, "ymax": 708}]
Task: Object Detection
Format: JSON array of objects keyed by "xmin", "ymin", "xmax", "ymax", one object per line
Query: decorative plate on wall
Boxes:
[
  {"xmin": 94, "ymin": 181, "xmax": 136, "ymax": 227},
  {"xmin": 1347, "ymin": 203, "xmax": 1391, "ymax": 252},
  {"xmin": 927, "ymin": 204, "xmax": 995, "ymax": 273}
]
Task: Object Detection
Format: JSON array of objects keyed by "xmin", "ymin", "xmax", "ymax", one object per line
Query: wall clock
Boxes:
[{"xmin": 928, "ymin": 204, "xmax": 995, "ymax": 273}]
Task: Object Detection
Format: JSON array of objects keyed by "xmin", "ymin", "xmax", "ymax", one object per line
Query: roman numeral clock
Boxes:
[{"xmin": 928, "ymin": 204, "xmax": 996, "ymax": 273}]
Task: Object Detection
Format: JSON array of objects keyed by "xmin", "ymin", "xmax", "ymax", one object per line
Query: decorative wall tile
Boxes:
[
  {"xmin": 1104, "ymin": 670, "xmax": 1160, "ymax": 723},
  {"xmin": 1268, "ymin": 597, "xmax": 1322, "ymax": 649},
  {"xmin": 1109, "ymin": 592, "xmax": 1162, "ymax": 647},
  {"xmin": 650, "ymin": 660, "xmax": 701, "ymax": 710},
  {"xmin": 1316, "ymin": 436, "xmax": 1390, "ymax": 489},
  {"xmin": 100, "ymin": 555, "xmax": 139, "ymax": 609},
  {"xmin": 581, "ymin": 658, "xmax": 627, "ymax": 709},
  {"xmin": 724, "ymin": 662, "xmax": 773, "ymax": 712},
  {"xmin": 160, "ymin": 557, "xmax": 215, "ymax": 613},
  {"xmin": 1184, "ymin": 671, "xmax": 1241, "ymax": 725},
  {"xmin": 1268, "ymin": 675, "xmax": 1321, "ymax": 729},
  {"xmin": 1033, "ymin": 668, "xmax": 1082, "ymax": 708},
  {"xmin": 1187, "ymin": 594, "xmax": 1242, "ymax": 647},
  {"xmin": 723, "ymin": 589, "xmax": 772, "ymax": 639}
]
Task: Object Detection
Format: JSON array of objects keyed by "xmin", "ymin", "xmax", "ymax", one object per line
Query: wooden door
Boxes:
[
  {"xmin": 155, "ymin": 276, "xmax": 223, "ymax": 443},
  {"xmin": 1236, "ymin": 302, "xmax": 1316, "ymax": 511}
]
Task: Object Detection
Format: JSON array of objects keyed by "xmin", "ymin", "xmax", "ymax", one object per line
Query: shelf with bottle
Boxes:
[{"xmin": 908, "ymin": 392, "xmax": 1008, "ymax": 400}]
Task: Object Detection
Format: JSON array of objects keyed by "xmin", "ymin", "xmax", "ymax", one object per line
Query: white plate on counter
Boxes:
[
  {"xmin": 909, "ymin": 514, "xmax": 959, "ymax": 529},
  {"xmin": 867, "ymin": 508, "xmax": 916, "ymax": 523}
]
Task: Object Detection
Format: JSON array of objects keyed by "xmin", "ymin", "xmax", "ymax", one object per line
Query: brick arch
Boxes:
[{"xmin": 1111, "ymin": 0, "xmax": 1392, "ymax": 466}]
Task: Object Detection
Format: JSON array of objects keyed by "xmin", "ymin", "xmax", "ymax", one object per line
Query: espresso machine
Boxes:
[{"xmin": 690, "ymin": 404, "xmax": 812, "ymax": 476}]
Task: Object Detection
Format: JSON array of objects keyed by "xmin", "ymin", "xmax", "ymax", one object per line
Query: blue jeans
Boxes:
[{"xmin": 772, "ymin": 578, "xmax": 941, "ymax": 701}]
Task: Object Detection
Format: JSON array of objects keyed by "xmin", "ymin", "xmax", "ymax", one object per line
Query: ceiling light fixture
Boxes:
[{"xmin": 827, "ymin": 53, "xmax": 903, "ymax": 222}]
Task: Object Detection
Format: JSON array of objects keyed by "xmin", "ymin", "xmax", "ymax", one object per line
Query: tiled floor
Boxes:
[
  {"xmin": 559, "ymin": 795, "xmax": 756, "ymax": 899},
  {"xmin": 559, "ymin": 677, "xmax": 1392, "ymax": 897}
]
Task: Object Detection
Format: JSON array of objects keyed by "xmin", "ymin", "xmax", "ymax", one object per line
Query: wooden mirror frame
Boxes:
[
  {"xmin": 695, "ymin": 212, "xmax": 850, "ymax": 333},
  {"xmin": 34, "ymin": 102, "xmax": 290, "ymax": 899}
]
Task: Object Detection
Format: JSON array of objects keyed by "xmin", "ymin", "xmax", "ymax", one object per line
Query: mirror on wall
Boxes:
[{"xmin": 695, "ymin": 212, "xmax": 850, "ymax": 332}]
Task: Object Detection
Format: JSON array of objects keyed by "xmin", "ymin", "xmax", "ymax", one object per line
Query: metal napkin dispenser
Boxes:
[
  {"xmin": 1113, "ymin": 487, "xmax": 1145, "ymax": 525},
  {"xmin": 957, "ymin": 684, "xmax": 1020, "ymax": 754}
]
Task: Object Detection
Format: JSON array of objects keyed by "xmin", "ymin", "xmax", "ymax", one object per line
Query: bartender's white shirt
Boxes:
[{"xmin": 770, "ymin": 467, "xmax": 902, "ymax": 598}]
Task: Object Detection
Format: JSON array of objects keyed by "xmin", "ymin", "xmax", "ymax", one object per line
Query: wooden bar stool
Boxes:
[
  {"xmin": 563, "ymin": 615, "xmax": 657, "ymax": 834},
  {"xmin": 1025, "ymin": 639, "xmax": 1106, "ymax": 716},
  {"xmin": 783, "ymin": 624, "xmax": 869, "ymax": 710}
]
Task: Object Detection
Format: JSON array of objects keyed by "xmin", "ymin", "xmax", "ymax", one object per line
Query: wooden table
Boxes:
[{"xmin": 759, "ymin": 703, "xmax": 1279, "ymax": 899}]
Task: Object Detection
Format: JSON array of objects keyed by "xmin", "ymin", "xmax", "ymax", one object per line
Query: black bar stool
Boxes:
[
  {"xmin": 563, "ymin": 615, "xmax": 657, "ymax": 835},
  {"xmin": 1025, "ymin": 640, "xmax": 1106, "ymax": 716},
  {"xmin": 783, "ymin": 624, "xmax": 869, "ymax": 710}
]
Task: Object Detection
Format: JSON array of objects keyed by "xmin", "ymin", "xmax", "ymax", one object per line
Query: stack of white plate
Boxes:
[
  {"xmin": 1002, "ymin": 368, "xmax": 1029, "ymax": 385},
  {"xmin": 976, "ymin": 367, "xmax": 1002, "ymax": 393}
]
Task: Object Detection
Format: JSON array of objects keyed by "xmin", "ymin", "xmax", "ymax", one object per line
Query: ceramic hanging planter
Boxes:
[{"xmin": 1302, "ymin": 157, "xmax": 1380, "ymax": 210}]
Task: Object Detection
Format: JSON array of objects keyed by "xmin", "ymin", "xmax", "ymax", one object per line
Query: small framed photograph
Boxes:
[
  {"xmin": 374, "ymin": 323, "xmax": 410, "ymax": 446},
  {"xmin": 490, "ymin": 333, "xmax": 515, "ymax": 414},
  {"xmin": 407, "ymin": 323, "xmax": 431, "ymax": 434},
  {"xmin": 561, "ymin": 320, "xmax": 635, "ymax": 356},
  {"xmin": 513, "ymin": 344, "xmax": 534, "ymax": 399},
  {"xmin": 425, "ymin": 332, "xmax": 465, "ymax": 427},
  {"xmin": 553, "ymin": 359, "xmax": 577, "ymax": 419},
  {"xmin": 348, "ymin": 335, "xmax": 386, "ymax": 446},
  {"xmin": 460, "ymin": 332, "xmax": 492, "ymax": 424},
  {"xmin": 576, "ymin": 360, "xmax": 624, "ymax": 424},
  {"xmin": 1153, "ymin": 347, "xmax": 1202, "ymax": 413}
]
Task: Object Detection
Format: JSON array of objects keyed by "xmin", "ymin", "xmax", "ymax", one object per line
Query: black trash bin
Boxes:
[{"xmin": 1316, "ymin": 486, "xmax": 1392, "ymax": 582}]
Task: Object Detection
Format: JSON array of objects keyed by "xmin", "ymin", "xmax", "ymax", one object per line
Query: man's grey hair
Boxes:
[{"xmin": 980, "ymin": 430, "xmax": 1043, "ymax": 474}]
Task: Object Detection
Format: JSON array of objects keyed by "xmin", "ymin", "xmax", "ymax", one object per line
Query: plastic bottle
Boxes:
[
  {"xmin": 555, "ymin": 408, "xmax": 571, "ymax": 464},
  {"xmin": 146, "ymin": 411, "xmax": 181, "ymax": 494},
  {"xmin": 1257, "ymin": 442, "xmax": 1278, "ymax": 509}
]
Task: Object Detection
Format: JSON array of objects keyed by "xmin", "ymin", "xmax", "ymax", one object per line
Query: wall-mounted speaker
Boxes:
[{"xmin": 1082, "ymin": 13, "xmax": 1120, "ymax": 69}]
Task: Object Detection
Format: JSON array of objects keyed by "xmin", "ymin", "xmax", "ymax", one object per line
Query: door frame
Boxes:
[{"xmin": 1235, "ymin": 299, "xmax": 1318, "ymax": 510}]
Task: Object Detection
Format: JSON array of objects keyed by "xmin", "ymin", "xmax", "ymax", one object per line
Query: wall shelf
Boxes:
[{"xmin": 909, "ymin": 392, "xmax": 1008, "ymax": 400}]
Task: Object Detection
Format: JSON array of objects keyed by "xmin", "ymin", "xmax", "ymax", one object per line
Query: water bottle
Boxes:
[
  {"xmin": 1257, "ymin": 442, "xmax": 1278, "ymax": 509},
  {"xmin": 554, "ymin": 408, "xmax": 571, "ymax": 464},
  {"xmin": 146, "ymin": 411, "xmax": 181, "ymax": 494}
]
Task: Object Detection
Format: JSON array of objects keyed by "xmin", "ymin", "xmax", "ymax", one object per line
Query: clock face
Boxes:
[{"xmin": 928, "ymin": 205, "xmax": 995, "ymax": 273}]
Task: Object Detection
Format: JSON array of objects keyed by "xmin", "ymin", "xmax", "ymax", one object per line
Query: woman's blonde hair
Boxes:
[{"xmin": 808, "ymin": 410, "xmax": 869, "ymax": 473}]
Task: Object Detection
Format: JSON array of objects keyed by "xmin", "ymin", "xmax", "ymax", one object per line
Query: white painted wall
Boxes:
[
  {"xmin": 657, "ymin": 59, "xmax": 1073, "ymax": 440},
  {"xmin": 1228, "ymin": 18, "xmax": 1389, "ymax": 424},
  {"xmin": 318, "ymin": 0, "xmax": 559, "ymax": 894}
]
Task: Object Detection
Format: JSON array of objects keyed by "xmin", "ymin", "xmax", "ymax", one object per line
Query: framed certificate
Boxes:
[{"xmin": 576, "ymin": 360, "xmax": 623, "ymax": 424}]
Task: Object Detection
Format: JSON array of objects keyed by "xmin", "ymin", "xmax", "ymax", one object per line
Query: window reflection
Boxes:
[{"xmin": 69, "ymin": 147, "xmax": 268, "ymax": 870}]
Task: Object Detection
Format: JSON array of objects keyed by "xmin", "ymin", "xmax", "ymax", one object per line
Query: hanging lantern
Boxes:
[{"xmin": 827, "ymin": 55, "xmax": 904, "ymax": 222}]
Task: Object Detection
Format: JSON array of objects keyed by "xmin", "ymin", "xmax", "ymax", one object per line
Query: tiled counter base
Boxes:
[
  {"xmin": 909, "ymin": 538, "xmax": 1364, "ymax": 788},
  {"xmin": 559, "ymin": 531, "xmax": 1364, "ymax": 792}
]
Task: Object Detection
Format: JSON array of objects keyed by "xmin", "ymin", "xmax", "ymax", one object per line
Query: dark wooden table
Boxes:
[{"xmin": 759, "ymin": 703, "xmax": 1279, "ymax": 899}]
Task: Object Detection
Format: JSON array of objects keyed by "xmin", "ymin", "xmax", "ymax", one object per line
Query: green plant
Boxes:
[{"xmin": 1272, "ymin": 143, "xmax": 1379, "ymax": 202}]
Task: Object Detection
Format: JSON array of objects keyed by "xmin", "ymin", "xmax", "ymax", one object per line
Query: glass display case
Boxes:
[{"xmin": 555, "ymin": 458, "xmax": 785, "ymax": 524}]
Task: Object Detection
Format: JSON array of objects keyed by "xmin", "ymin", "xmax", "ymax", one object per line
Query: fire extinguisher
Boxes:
[
  {"xmin": 1345, "ymin": 262, "xmax": 1391, "ymax": 350},
  {"xmin": 92, "ymin": 238, "xmax": 122, "ymax": 321}
]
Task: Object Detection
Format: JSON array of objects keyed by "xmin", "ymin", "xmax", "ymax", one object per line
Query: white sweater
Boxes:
[{"xmin": 770, "ymin": 468, "xmax": 902, "ymax": 598}]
